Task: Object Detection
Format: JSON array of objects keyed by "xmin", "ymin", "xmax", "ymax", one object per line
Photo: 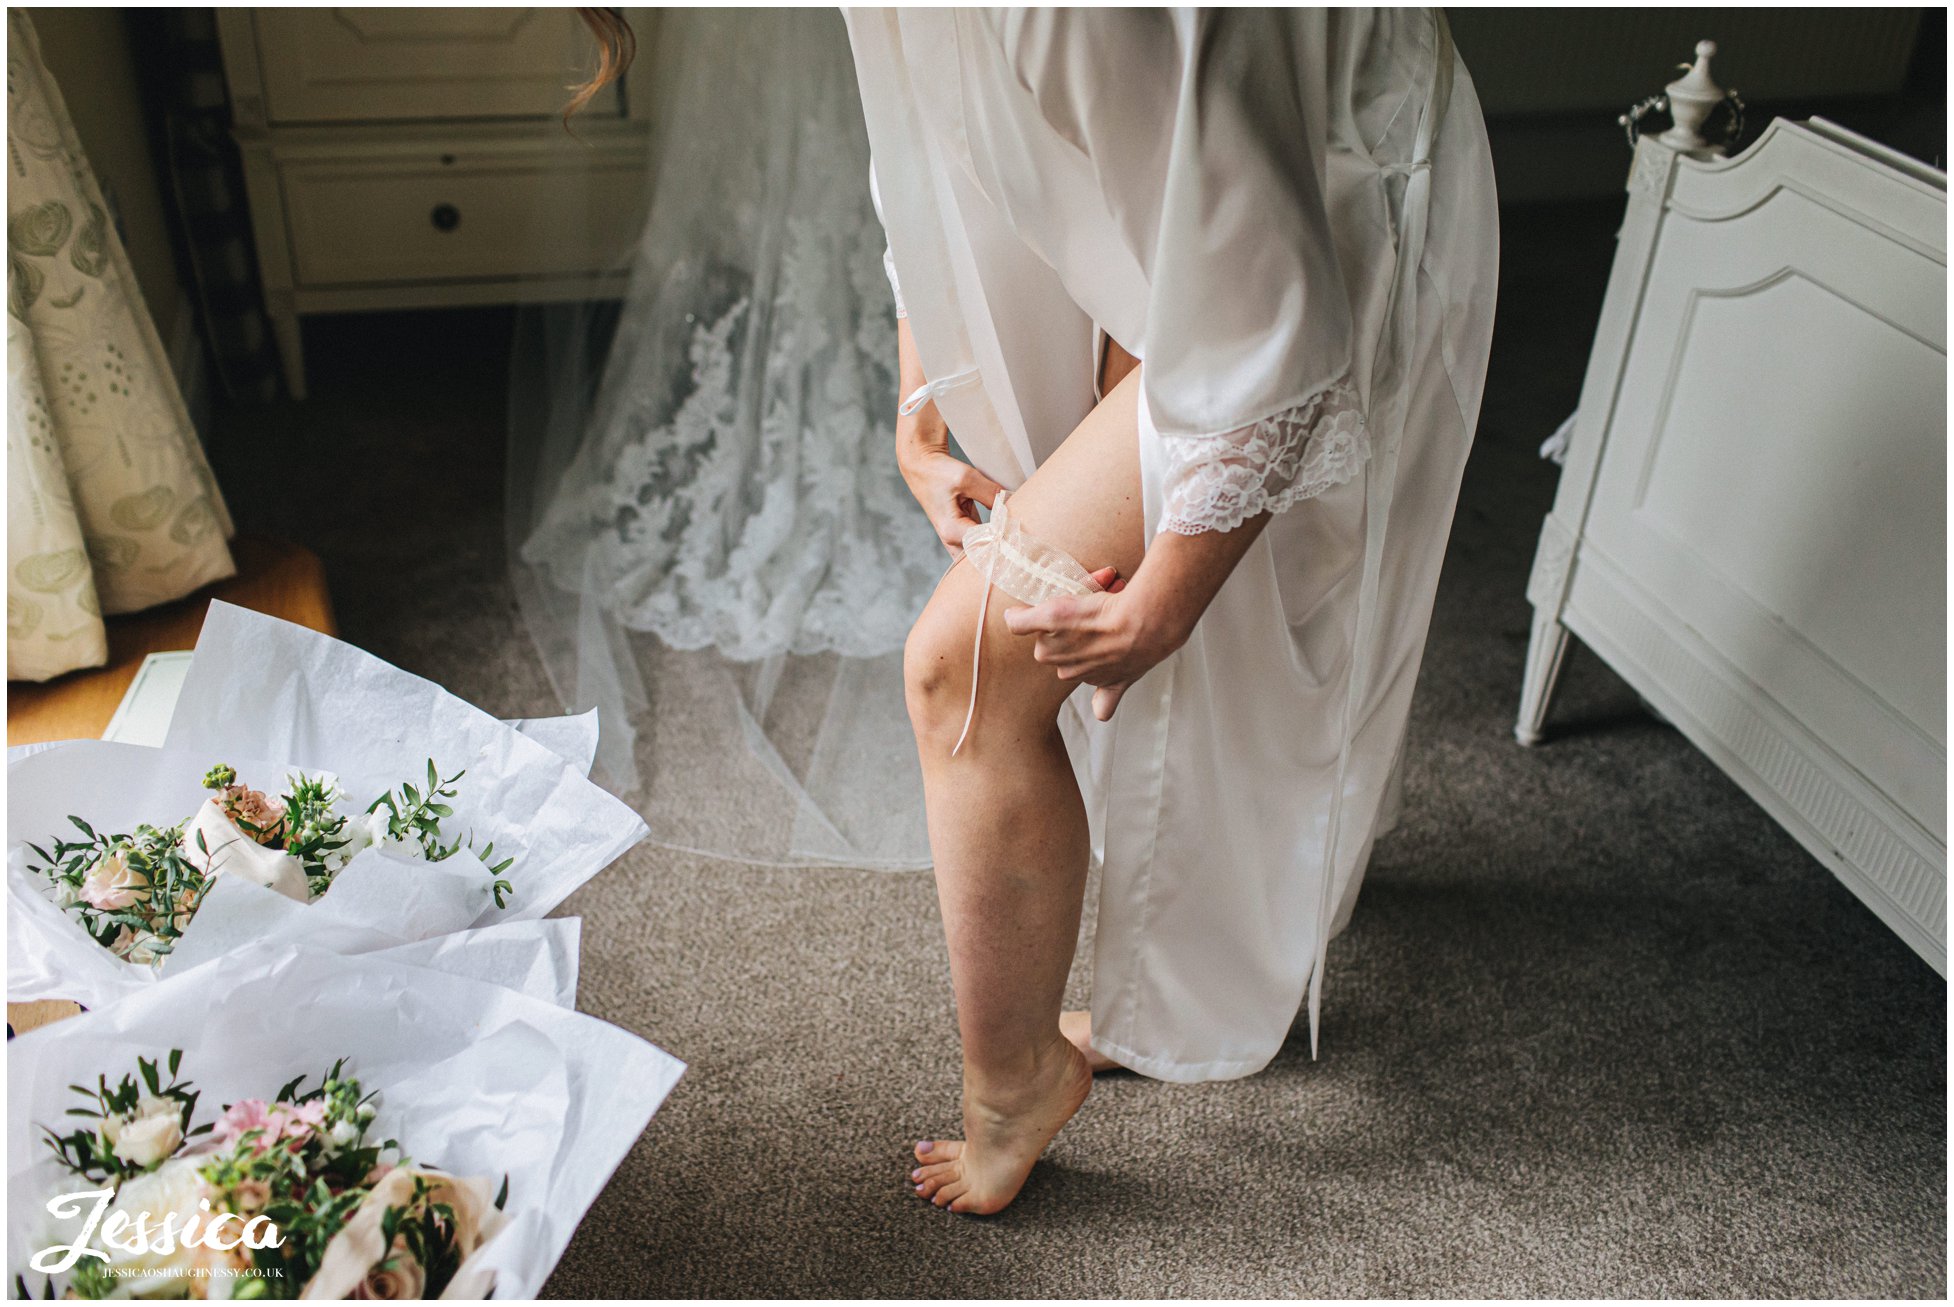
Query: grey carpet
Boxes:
[{"xmin": 210, "ymin": 199, "xmax": 1945, "ymax": 1298}]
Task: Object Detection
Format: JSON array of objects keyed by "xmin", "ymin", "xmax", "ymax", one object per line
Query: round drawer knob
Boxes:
[{"xmin": 430, "ymin": 203, "xmax": 461, "ymax": 233}]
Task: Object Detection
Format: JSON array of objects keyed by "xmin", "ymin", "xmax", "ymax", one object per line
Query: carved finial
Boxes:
[{"xmin": 1659, "ymin": 39, "xmax": 1726, "ymax": 155}]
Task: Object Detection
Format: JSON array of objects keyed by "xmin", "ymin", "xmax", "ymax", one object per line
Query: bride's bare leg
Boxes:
[{"xmin": 901, "ymin": 369, "xmax": 1147, "ymax": 1213}]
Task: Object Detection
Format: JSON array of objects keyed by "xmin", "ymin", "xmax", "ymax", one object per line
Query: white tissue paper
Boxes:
[
  {"xmin": 11, "ymin": 712, "xmax": 600, "ymax": 777},
  {"xmin": 8, "ymin": 938, "xmax": 682, "ymax": 1299},
  {"xmin": 9, "ymin": 607, "xmax": 644, "ymax": 1010},
  {"xmin": 164, "ymin": 604, "xmax": 644, "ymax": 930}
]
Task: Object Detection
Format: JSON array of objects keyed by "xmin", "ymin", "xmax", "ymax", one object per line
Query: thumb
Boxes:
[
  {"xmin": 1004, "ymin": 599, "xmax": 1066, "ymax": 636},
  {"xmin": 1091, "ymin": 682, "xmax": 1129, "ymax": 721}
]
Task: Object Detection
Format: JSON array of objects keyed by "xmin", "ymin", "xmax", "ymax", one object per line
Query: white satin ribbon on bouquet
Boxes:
[{"xmin": 950, "ymin": 489, "xmax": 1103, "ymax": 755}]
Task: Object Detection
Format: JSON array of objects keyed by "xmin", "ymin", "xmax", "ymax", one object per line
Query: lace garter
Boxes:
[{"xmin": 952, "ymin": 489, "xmax": 1102, "ymax": 755}]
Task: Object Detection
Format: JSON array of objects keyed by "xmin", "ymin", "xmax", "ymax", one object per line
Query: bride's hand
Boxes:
[
  {"xmin": 898, "ymin": 441, "xmax": 1004, "ymax": 559},
  {"xmin": 1004, "ymin": 575, "xmax": 1184, "ymax": 722},
  {"xmin": 894, "ymin": 321, "xmax": 1004, "ymax": 556}
]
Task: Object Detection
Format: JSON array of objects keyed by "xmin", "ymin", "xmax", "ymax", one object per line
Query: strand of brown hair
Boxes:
[{"xmin": 565, "ymin": 8, "xmax": 637, "ymax": 138}]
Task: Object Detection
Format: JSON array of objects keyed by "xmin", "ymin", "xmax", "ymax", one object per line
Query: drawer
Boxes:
[
  {"xmin": 280, "ymin": 152, "xmax": 648, "ymax": 287},
  {"xmin": 251, "ymin": 8, "xmax": 619, "ymax": 123}
]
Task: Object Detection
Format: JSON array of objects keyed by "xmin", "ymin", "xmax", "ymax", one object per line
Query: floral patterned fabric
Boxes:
[{"xmin": 6, "ymin": 10, "xmax": 234, "ymax": 681}]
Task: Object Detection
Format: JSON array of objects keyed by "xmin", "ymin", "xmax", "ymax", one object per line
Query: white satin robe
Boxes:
[{"xmin": 845, "ymin": 8, "xmax": 1498, "ymax": 1082}]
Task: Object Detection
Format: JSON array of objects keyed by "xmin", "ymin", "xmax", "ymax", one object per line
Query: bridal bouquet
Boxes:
[
  {"xmin": 26, "ymin": 1051, "xmax": 505, "ymax": 1299},
  {"xmin": 10, "ymin": 937, "xmax": 685, "ymax": 1299},
  {"xmin": 24, "ymin": 758, "xmax": 514, "ymax": 968},
  {"xmin": 9, "ymin": 603, "xmax": 649, "ymax": 1012}
]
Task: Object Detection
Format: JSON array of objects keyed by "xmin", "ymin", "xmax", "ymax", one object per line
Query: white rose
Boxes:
[
  {"xmin": 121, "ymin": 930, "xmax": 161, "ymax": 966},
  {"xmin": 112, "ymin": 1107, "xmax": 184, "ymax": 1169},
  {"xmin": 321, "ymin": 815, "xmax": 373, "ymax": 872},
  {"xmin": 183, "ymin": 800, "xmax": 310, "ymax": 903},
  {"xmin": 101, "ymin": 1095, "xmax": 173, "ymax": 1147},
  {"xmin": 100, "ymin": 1158, "xmax": 208, "ymax": 1286},
  {"xmin": 365, "ymin": 810, "xmax": 405, "ymax": 854},
  {"xmin": 328, "ymin": 1119, "xmax": 360, "ymax": 1149},
  {"xmin": 79, "ymin": 848, "xmax": 149, "ymax": 912}
]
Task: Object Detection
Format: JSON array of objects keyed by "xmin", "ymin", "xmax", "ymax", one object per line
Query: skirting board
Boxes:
[{"xmin": 1563, "ymin": 550, "xmax": 1946, "ymax": 975}]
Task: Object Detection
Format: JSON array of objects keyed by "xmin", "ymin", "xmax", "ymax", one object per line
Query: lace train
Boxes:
[{"xmin": 520, "ymin": 199, "xmax": 943, "ymax": 662}]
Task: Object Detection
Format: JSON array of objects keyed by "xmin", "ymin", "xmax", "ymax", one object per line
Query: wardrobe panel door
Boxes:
[{"xmin": 252, "ymin": 8, "xmax": 617, "ymax": 123}]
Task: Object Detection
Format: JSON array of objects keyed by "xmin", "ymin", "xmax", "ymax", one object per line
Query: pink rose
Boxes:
[
  {"xmin": 351, "ymin": 1252, "xmax": 425, "ymax": 1301},
  {"xmin": 80, "ymin": 848, "xmax": 149, "ymax": 911},
  {"xmin": 216, "ymin": 785, "xmax": 287, "ymax": 846},
  {"xmin": 214, "ymin": 1098, "xmax": 272, "ymax": 1149},
  {"xmin": 282, "ymin": 1099, "xmax": 327, "ymax": 1148},
  {"xmin": 215, "ymin": 1097, "xmax": 327, "ymax": 1155},
  {"xmin": 182, "ymin": 802, "xmax": 310, "ymax": 904}
]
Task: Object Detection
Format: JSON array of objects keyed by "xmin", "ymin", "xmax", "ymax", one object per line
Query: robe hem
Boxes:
[{"xmin": 1087, "ymin": 1033, "xmax": 1280, "ymax": 1085}]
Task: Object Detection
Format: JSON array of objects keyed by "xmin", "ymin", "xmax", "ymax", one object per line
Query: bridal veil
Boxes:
[{"xmin": 508, "ymin": 7, "xmax": 938, "ymax": 868}]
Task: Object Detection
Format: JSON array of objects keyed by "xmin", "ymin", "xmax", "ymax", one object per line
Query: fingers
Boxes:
[
  {"xmin": 956, "ymin": 465, "xmax": 1005, "ymax": 511},
  {"xmin": 936, "ymin": 496, "xmax": 986, "ymax": 553},
  {"xmin": 1091, "ymin": 683, "xmax": 1129, "ymax": 721},
  {"xmin": 1087, "ymin": 566, "xmax": 1128, "ymax": 594}
]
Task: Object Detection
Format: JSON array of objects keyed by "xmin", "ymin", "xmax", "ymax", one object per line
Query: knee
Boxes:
[{"xmin": 903, "ymin": 580, "xmax": 976, "ymax": 749}]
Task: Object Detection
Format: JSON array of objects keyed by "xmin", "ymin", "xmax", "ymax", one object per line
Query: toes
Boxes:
[
  {"xmin": 914, "ymin": 1139, "xmax": 963, "ymax": 1164},
  {"xmin": 914, "ymin": 1168, "xmax": 958, "ymax": 1199},
  {"xmin": 931, "ymin": 1178, "xmax": 970, "ymax": 1209}
]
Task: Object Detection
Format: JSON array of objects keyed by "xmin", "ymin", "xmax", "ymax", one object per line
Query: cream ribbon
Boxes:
[
  {"xmin": 951, "ymin": 489, "xmax": 1102, "ymax": 755},
  {"xmin": 898, "ymin": 366, "xmax": 982, "ymax": 418}
]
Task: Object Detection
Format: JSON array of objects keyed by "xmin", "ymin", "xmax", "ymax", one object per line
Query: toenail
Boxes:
[
  {"xmin": 910, "ymin": 1169, "xmax": 922, "ymax": 1180},
  {"xmin": 917, "ymin": 1140, "xmax": 931, "ymax": 1150}
]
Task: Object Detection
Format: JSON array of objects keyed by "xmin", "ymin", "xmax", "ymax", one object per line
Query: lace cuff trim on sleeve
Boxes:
[{"xmin": 1156, "ymin": 374, "xmax": 1368, "ymax": 535}]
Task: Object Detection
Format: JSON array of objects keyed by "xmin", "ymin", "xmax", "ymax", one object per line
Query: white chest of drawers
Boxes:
[{"xmin": 217, "ymin": 7, "xmax": 653, "ymax": 397}]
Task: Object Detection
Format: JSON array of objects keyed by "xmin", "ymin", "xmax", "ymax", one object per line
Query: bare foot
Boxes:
[
  {"xmin": 910, "ymin": 1038, "xmax": 1092, "ymax": 1214},
  {"xmin": 1059, "ymin": 1009, "xmax": 1121, "ymax": 1073}
]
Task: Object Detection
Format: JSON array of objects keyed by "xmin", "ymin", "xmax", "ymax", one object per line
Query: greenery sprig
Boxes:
[
  {"xmin": 42, "ymin": 1049, "xmax": 211, "ymax": 1185},
  {"xmin": 368, "ymin": 761, "xmax": 515, "ymax": 908},
  {"xmin": 280, "ymin": 773, "xmax": 352, "ymax": 897}
]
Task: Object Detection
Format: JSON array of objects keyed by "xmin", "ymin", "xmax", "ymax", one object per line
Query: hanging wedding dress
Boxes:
[
  {"xmin": 509, "ymin": 8, "xmax": 940, "ymax": 867},
  {"xmin": 7, "ymin": 10, "xmax": 235, "ymax": 681},
  {"xmin": 846, "ymin": 8, "xmax": 1499, "ymax": 1080}
]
